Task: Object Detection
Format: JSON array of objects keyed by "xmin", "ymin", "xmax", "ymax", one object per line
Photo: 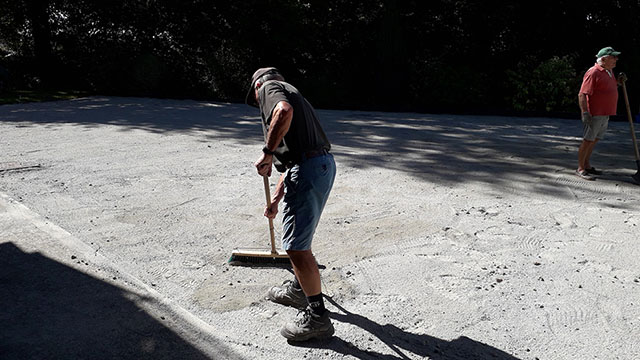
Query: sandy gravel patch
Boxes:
[{"xmin": 1, "ymin": 97, "xmax": 639, "ymax": 359}]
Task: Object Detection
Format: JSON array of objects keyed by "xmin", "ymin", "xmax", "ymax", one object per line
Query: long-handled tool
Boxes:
[
  {"xmin": 228, "ymin": 175, "xmax": 290, "ymax": 265},
  {"xmin": 620, "ymin": 74, "xmax": 640, "ymax": 184}
]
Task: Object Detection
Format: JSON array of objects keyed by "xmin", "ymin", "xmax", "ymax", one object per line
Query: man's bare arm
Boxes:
[
  {"xmin": 578, "ymin": 93, "xmax": 589, "ymax": 114},
  {"xmin": 254, "ymin": 100, "xmax": 294, "ymax": 176},
  {"xmin": 264, "ymin": 173, "xmax": 286, "ymax": 219},
  {"xmin": 265, "ymin": 101, "xmax": 293, "ymax": 151}
]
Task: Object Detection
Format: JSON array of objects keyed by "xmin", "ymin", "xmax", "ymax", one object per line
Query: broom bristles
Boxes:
[{"xmin": 228, "ymin": 248, "xmax": 290, "ymax": 266}]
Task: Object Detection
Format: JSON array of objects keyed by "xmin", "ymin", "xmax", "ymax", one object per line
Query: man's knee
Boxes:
[
  {"xmin": 286, "ymin": 249, "xmax": 316, "ymax": 267},
  {"xmin": 287, "ymin": 249, "xmax": 314, "ymax": 258}
]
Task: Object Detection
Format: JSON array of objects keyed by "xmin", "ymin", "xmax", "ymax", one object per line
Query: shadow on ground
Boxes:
[
  {"xmin": 1, "ymin": 96, "xmax": 638, "ymax": 198},
  {"xmin": 0, "ymin": 242, "xmax": 233, "ymax": 360},
  {"xmin": 289, "ymin": 297, "xmax": 521, "ymax": 360}
]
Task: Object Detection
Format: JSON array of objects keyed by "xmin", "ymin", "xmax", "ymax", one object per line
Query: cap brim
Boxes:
[
  {"xmin": 596, "ymin": 52, "xmax": 622, "ymax": 57},
  {"xmin": 245, "ymin": 84, "xmax": 258, "ymax": 107}
]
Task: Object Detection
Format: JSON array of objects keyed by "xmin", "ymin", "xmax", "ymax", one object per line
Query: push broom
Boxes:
[
  {"xmin": 228, "ymin": 175, "xmax": 290, "ymax": 265},
  {"xmin": 620, "ymin": 74, "xmax": 640, "ymax": 184}
]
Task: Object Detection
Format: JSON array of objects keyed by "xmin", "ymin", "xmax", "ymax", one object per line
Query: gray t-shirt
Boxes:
[{"xmin": 258, "ymin": 80, "xmax": 330, "ymax": 171}]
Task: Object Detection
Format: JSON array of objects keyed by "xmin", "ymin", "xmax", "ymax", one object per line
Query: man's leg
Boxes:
[
  {"xmin": 584, "ymin": 138, "xmax": 599, "ymax": 169},
  {"xmin": 580, "ymin": 115, "xmax": 608, "ymax": 172},
  {"xmin": 578, "ymin": 139, "xmax": 597, "ymax": 171},
  {"xmin": 280, "ymin": 249, "xmax": 333, "ymax": 341},
  {"xmin": 276, "ymin": 155, "xmax": 336, "ymax": 341},
  {"xmin": 287, "ymin": 250, "xmax": 321, "ymax": 296}
]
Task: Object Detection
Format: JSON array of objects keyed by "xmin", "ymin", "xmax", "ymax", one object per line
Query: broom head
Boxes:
[
  {"xmin": 632, "ymin": 160, "xmax": 640, "ymax": 185},
  {"xmin": 228, "ymin": 248, "xmax": 290, "ymax": 266}
]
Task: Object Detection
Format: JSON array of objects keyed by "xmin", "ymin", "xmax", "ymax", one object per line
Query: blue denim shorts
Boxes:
[{"xmin": 281, "ymin": 153, "xmax": 336, "ymax": 251}]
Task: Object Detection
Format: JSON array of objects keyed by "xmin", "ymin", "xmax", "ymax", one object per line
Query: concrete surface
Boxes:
[{"xmin": 1, "ymin": 97, "xmax": 639, "ymax": 359}]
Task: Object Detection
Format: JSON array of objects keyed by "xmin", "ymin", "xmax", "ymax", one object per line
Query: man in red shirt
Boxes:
[{"xmin": 576, "ymin": 46, "xmax": 624, "ymax": 180}]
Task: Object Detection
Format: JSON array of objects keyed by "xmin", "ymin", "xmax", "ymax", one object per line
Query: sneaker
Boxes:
[
  {"xmin": 575, "ymin": 169, "xmax": 595, "ymax": 181},
  {"xmin": 266, "ymin": 280, "xmax": 307, "ymax": 309},
  {"xmin": 280, "ymin": 307, "xmax": 335, "ymax": 341},
  {"xmin": 585, "ymin": 167, "xmax": 603, "ymax": 175}
]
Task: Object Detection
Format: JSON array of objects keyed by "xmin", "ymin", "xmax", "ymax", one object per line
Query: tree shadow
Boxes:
[
  {"xmin": 0, "ymin": 242, "xmax": 236, "ymax": 360},
  {"xmin": 0, "ymin": 96, "xmax": 259, "ymax": 141},
  {"xmin": 288, "ymin": 296, "xmax": 521, "ymax": 360},
  {"xmin": 321, "ymin": 110, "xmax": 640, "ymax": 197},
  {"xmin": 1, "ymin": 97, "xmax": 637, "ymax": 199}
]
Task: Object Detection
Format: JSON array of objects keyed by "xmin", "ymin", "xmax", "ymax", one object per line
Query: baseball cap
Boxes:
[
  {"xmin": 595, "ymin": 47, "xmax": 621, "ymax": 58},
  {"xmin": 245, "ymin": 67, "xmax": 281, "ymax": 107}
]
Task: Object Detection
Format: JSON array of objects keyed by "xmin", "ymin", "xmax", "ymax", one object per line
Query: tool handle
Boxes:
[
  {"xmin": 621, "ymin": 79, "xmax": 640, "ymax": 161},
  {"xmin": 263, "ymin": 175, "xmax": 277, "ymax": 254}
]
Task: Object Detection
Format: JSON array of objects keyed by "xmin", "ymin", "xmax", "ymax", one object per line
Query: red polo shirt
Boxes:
[{"xmin": 579, "ymin": 63, "xmax": 619, "ymax": 116}]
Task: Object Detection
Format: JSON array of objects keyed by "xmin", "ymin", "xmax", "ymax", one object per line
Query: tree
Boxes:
[{"xmin": 0, "ymin": 0, "xmax": 638, "ymax": 114}]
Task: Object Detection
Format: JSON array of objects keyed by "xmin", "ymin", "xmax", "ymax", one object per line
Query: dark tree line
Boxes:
[{"xmin": 1, "ymin": 0, "xmax": 639, "ymax": 115}]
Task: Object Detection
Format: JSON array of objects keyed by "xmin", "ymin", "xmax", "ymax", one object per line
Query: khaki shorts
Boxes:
[{"xmin": 583, "ymin": 115, "xmax": 609, "ymax": 141}]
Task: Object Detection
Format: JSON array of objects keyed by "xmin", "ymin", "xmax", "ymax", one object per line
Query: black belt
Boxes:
[
  {"xmin": 291, "ymin": 148, "xmax": 328, "ymax": 165},
  {"xmin": 304, "ymin": 148, "xmax": 328, "ymax": 159}
]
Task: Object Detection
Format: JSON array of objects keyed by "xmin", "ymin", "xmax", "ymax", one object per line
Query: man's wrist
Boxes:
[{"xmin": 262, "ymin": 146, "xmax": 276, "ymax": 155}]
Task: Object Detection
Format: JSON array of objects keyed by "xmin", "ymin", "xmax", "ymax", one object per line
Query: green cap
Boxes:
[{"xmin": 595, "ymin": 47, "xmax": 621, "ymax": 58}]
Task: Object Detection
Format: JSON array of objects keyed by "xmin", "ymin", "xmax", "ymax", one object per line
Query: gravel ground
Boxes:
[{"xmin": 1, "ymin": 97, "xmax": 639, "ymax": 359}]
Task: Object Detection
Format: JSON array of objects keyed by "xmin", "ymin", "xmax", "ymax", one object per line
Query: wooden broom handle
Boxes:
[
  {"xmin": 621, "ymin": 77, "xmax": 640, "ymax": 161},
  {"xmin": 263, "ymin": 175, "xmax": 277, "ymax": 254}
]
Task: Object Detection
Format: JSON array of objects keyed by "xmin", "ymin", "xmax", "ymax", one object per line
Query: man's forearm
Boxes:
[
  {"xmin": 265, "ymin": 101, "xmax": 293, "ymax": 151},
  {"xmin": 272, "ymin": 174, "xmax": 286, "ymax": 204},
  {"xmin": 578, "ymin": 93, "xmax": 589, "ymax": 113}
]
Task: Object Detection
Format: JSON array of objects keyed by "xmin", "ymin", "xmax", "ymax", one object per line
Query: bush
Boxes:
[{"xmin": 507, "ymin": 55, "xmax": 580, "ymax": 113}]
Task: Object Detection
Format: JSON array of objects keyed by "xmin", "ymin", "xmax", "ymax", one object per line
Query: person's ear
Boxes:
[{"xmin": 255, "ymin": 80, "xmax": 262, "ymax": 90}]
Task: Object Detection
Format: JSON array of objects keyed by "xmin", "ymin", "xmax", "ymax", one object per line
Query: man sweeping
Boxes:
[
  {"xmin": 576, "ymin": 46, "xmax": 626, "ymax": 180},
  {"xmin": 245, "ymin": 67, "xmax": 336, "ymax": 341}
]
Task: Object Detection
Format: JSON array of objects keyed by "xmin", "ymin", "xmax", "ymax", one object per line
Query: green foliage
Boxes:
[
  {"xmin": 506, "ymin": 56, "xmax": 580, "ymax": 113},
  {"xmin": 0, "ymin": 0, "xmax": 639, "ymax": 113}
]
